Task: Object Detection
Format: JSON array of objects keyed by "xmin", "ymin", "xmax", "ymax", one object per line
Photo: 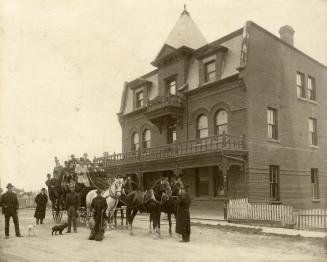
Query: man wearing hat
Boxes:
[
  {"xmin": 0, "ymin": 183, "xmax": 22, "ymax": 239},
  {"xmin": 83, "ymin": 153, "xmax": 93, "ymax": 170},
  {"xmin": 34, "ymin": 188, "xmax": 48, "ymax": 224},
  {"xmin": 176, "ymin": 183, "xmax": 191, "ymax": 242},
  {"xmin": 45, "ymin": 173, "xmax": 56, "ymax": 209},
  {"xmin": 89, "ymin": 189, "xmax": 107, "ymax": 241},
  {"xmin": 65, "ymin": 185, "xmax": 80, "ymax": 233}
]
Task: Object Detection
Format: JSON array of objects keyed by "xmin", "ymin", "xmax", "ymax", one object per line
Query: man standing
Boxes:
[
  {"xmin": 45, "ymin": 173, "xmax": 56, "ymax": 209},
  {"xmin": 89, "ymin": 189, "xmax": 107, "ymax": 241},
  {"xmin": 176, "ymin": 184, "xmax": 191, "ymax": 242},
  {"xmin": 0, "ymin": 183, "xmax": 22, "ymax": 239},
  {"xmin": 34, "ymin": 188, "xmax": 48, "ymax": 224},
  {"xmin": 65, "ymin": 186, "xmax": 80, "ymax": 233}
]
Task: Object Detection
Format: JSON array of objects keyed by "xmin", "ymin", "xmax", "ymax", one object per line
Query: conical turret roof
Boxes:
[{"xmin": 165, "ymin": 7, "xmax": 207, "ymax": 50}]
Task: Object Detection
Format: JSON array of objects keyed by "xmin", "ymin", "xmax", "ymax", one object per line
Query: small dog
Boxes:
[
  {"xmin": 27, "ymin": 223, "xmax": 37, "ymax": 236},
  {"xmin": 51, "ymin": 223, "xmax": 68, "ymax": 235}
]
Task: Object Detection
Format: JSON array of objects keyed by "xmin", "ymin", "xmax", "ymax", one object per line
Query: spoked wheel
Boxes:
[
  {"xmin": 78, "ymin": 208, "xmax": 93, "ymax": 226},
  {"xmin": 78, "ymin": 207, "xmax": 87, "ymax": 225},
  {"xmin": 52, "ymin": 209, "xmax": 63, "ymax": 223}
]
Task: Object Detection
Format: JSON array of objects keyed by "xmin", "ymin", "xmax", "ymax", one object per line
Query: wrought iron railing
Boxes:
[
  {"xmin": 100, "ymin": 133, "xmax": 246, "ymax": 167},
  {"xmin": 147, "ymin": 95, "xmax": 183, "ymax": 112}
]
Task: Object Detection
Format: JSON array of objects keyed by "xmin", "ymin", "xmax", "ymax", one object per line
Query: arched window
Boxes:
[
  {"xmin": 132, "ymin": 132, "xmax": 139, "ymax": 151},
  {"xmin": 197, "ymin": 114, "xmax": 208, "ymax": 139},
  {"xmin": 215, "ymin": 110, "xmax": 228, "ymax": 135},
  {"xmin": 142, "ymin": 129, "xmax": 151, "ymax": 149}
]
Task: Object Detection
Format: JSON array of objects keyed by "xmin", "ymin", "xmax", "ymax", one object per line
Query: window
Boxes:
[
  {"xmin": 167, "ymin": 125, "xmax": 177, "ymax": 144},
  {"xmin": 136, "ymin": 91, "xmax": 144, "ymax": 108},
  {"xmin": 269, "ymin": 165, "xmax": 280, "ymax": 201},
  {"xmin": 197, "ymin": 115, "xmax": 208, "ymax": 139},
  {"xmin": 205, "ymin": 61, "xmax": 216, "ymax": 82},
  {"xmin": 215, "ymin": 110, "xmax": 228, "ymax": 135},
  {"xmin": 195, "ymin": 167, "xmax": 209, "ymax": 197},
  {"xmin": 311, "ymin": 168, "xmax": 319, "ymax": 199},
  {"xmin": 131, "ymin": 132, "xmax": 139, "ymax": 151},
  {"xmin": 296, "ymin": 72, "xmax": 305, "ymax": 98},
  {"xmin": 309, "ymin": 118, "xmax": 318, "ymax": 146},
  {"xmin": 267, "ymin": 108, "xmax": 278, "ymax": 139},
  {"xmin": 142, "ymin": 129, "xmax": 151, "ymax": 149},
  {"xmin": 308, "ymin": 76, "xmax": 316, "ymax": 101},
  {"xmin": 166, "ymin": 79, "xmax": 176, "ymax": 95}
]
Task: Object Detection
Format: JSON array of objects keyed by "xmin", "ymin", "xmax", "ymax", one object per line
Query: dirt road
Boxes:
[{"xmin": 0, "ymin": 209, "xmax": 326, "ymax": 262}]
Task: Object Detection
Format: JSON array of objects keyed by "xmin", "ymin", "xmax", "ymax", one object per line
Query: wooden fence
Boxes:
[
  {"xmin": 296, "ymin": 209, "xmax": 327, "ymax": 231},
  {"xmin": 227, "ymin": 198, "xmax": 294, "ymax": 227}
]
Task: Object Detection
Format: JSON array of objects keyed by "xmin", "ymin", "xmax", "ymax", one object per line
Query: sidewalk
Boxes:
[{"xmin": 191, "ymin": 215, "xmax": 327, "ymax": 239}]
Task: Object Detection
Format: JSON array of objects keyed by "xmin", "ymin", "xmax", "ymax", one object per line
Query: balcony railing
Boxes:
[
  {"xmin": 101, "ymin": 133, "xmax": 246, "ymax": 167},
  {"xmin": 147, "ymin": 95, "xmax": 183, "ymax": 112}
]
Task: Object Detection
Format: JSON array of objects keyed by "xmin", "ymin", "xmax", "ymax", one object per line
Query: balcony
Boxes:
[
  {"xmin": 145, "ymin": 95, "xmax": 183, "ymax": 129},
  {"xmin": 101, "ymin": 133, "xmax": 246, "ymax": 167}
]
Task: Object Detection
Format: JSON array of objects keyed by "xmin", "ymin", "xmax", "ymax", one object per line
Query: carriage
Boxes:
[
  {"xmin": 49, "ymin": 158, "xmax": 110, "ymax": 224},
  {"xmin": 48, "ymin": 158, "xmax": 127, "ymax": 229}
]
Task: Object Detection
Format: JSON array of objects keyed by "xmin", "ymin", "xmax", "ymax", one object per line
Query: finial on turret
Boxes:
[{"xmin": 181, "ymin": 3, "xmax": 190, "ymax": 16}]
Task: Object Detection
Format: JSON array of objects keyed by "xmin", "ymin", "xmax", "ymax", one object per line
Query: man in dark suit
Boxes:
[
  {"xmin": 45, "ymin": 173, "xmax": 56, "ymax": 209},
  {"xmin": 65, "ymin": 186, "xmax": 80, "ymax": 233},
  {"xmin": 89, "ymin": 189, "xmax": 108, "ymax": 241},
  {"xmin": 34, "ymin": 188, "xmax": 48, "ymax": 224},
  {"xmin": 176, "ymin": 184, "xmax": 191, "ymax": 242},
  {"xmin": 0, "ymin": 183, "xmax": 23, "ymax": 239}
]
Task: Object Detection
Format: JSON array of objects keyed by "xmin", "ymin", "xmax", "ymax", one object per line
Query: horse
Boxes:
[
  {"xmin": 148, "ymin": 180, "xmax": 180, "ymax": 236},
  {"xmin": 125, "ymin": 189, "xmax": 162, "ymax": 236},
  {"xmin": 86, "ymin": 178, "xmax": 124, "ymax": 226},
  {"xmin": 113, "ymin": 178, "xmax": 139, "ymax": 228},
  {"xmin": 126, "ymin": 180, "xmax": 171, "ymax": 237}
]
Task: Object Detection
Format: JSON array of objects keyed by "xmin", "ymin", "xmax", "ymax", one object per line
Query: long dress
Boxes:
[
  {"xmin": 34, "ymin": 193, "xmax": 48, "ymax": 220},
  {"xmin": 175, "ymin": 192, "xmax": 191, "ymax": 237}
]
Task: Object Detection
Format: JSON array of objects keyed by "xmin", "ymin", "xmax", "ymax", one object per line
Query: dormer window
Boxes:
[
  {"xmin": 205, "ymin": 60, "xmax": 216, "ymax": 82},
  {"xmin": 166, "ymin": 78, "xmax": 177, "ymax": 95},
  {"xmin": 136, "ymin": 90, "xmax": 144, "ymax": 108}
]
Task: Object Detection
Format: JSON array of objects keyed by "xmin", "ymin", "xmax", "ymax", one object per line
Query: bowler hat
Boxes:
[
  {"xmin": 41, "ymin": 188, "xmax": 46, "ymax": 191},
  {"xmin": 6, "ymin": 183, "xmax": 14, "ymax": 189}
]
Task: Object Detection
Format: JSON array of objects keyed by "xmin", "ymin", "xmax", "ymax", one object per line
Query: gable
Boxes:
[{"xmin": 154, "ymin": 44, "xmax": 177, "ymax": 62}]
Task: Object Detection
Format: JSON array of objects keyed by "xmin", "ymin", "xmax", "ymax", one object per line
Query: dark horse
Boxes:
[
  {"xmin": 126, "ymin": 187, "xmax": 167, "ymax": 236},
  {"xmin": 149, "ymin": 180, "xmax": 184, "ymax": 236}
]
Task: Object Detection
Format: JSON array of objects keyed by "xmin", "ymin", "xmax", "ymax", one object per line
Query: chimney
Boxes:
[{"xmin": 279, "ymin": 25, "xmax": 295, "ymax": 46}]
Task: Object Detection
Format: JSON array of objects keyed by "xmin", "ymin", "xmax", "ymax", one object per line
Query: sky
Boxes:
[{"xmin": 0, "ymin": 0, "xmax": 327, "ymax": 191}]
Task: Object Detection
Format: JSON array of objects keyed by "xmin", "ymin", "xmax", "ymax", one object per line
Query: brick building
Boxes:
[{"xmin": 100, "ymin": 8, "xmax": 327, "ymax": 211}]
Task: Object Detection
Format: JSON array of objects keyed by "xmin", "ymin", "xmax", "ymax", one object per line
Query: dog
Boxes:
[
  {"xmin": 27, "ymin": 223, "xmax": 37, "ymax": 237},
  {"xmin": 51, "ymin": 223, "xmax": 68, "ymax": 235}
]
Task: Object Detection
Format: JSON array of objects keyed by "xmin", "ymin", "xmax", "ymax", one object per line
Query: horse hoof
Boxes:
[{"xmin": 129, "ymin": 232, "xmax": 135, "ymax": 236}]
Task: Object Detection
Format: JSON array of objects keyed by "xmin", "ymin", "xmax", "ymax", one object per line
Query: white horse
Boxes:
[{"xmin": 86, "ymin": 178, "xmax": 124, "ymax": 227}]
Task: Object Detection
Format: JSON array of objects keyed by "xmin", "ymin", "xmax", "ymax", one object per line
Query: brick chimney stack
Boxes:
[{"xmin": 279, "ymin": 25, "xmax": 295, "ymax": 46}]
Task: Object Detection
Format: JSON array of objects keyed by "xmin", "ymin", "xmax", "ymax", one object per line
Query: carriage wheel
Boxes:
[
  {"xmin": 52, "ymin": 209, "xmax": 63, "ymax": 223},
  {"xmin": 78, "ymin": 208, "xmax": 87, "ymax": 226}
]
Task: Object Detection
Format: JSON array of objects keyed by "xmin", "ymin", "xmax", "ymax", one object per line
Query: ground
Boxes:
[{"xmin": 0, "ymin": 209, "xmax": 326, "ymax": 262}]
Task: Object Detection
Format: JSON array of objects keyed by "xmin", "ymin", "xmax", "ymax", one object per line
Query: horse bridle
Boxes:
[{"xmin": 108, "ymin": 181, "xmax": 122, "ymax": 199}]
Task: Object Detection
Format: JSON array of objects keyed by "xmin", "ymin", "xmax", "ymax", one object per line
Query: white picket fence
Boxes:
[
  {"xmin": 297, "ymin": 209, "xmax": 327, "ymax": 230},
  {"xmin": 227, "ymin": 198, "xmax": 294, "ymax": 226}
]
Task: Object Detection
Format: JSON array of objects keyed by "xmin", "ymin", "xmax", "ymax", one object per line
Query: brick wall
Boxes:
[{"xmin": 243, "ymin": 22, "xmax": 327, "ymax": 208}]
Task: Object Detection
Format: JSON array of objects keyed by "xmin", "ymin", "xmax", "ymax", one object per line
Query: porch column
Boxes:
[
  {"xmin": 219, "ymin": 158, "xmax": 231, "ymax": 220},
  {"xmin": 136, "ymin": 172, "xmax": 144, "ymax": 191},
  {"xmin": 173, "ymin": 167, "xmax": 182, "ymax": 177}
]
